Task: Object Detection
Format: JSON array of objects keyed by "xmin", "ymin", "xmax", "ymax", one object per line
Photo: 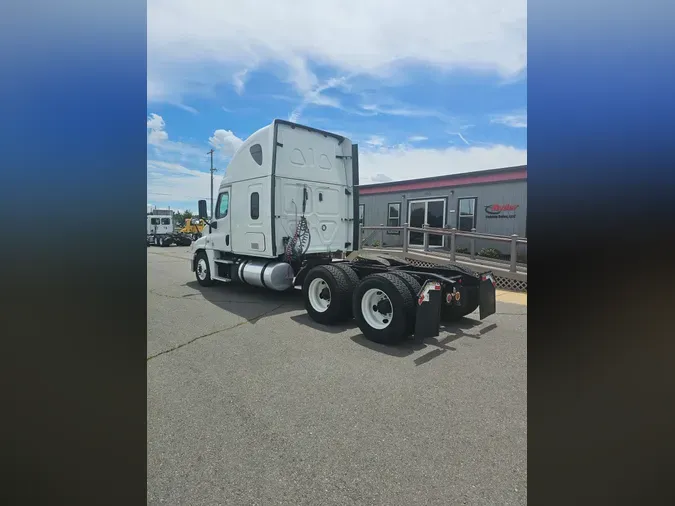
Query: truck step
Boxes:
[
  {"xmin": 212, "ymin": 275, "xmax": 232, "ymax": 283},
  {"xmin": 214, "ymin": 259, "xmax": 234, "ymax": 264}
]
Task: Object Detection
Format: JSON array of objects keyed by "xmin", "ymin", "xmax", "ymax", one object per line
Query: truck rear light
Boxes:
[
  {"xmin": 445, "ymin": 290, "xmax": 461, "ymax": 304},
  {"xmin": 481, "ymin": 274, "xmax": 496, "ymax": 287}
]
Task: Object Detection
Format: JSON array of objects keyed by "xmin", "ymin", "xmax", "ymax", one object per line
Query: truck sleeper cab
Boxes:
[
  {"xmin": 190, "ymin": 119, "xmax": 496, "ymax": 345},
  {"xmin": 147, "ymin": 214, "xmax": 192, "ymax": 248}
]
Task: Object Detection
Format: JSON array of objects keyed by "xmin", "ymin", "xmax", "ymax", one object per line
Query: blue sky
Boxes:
[{"xmin": 147, "ymin": 0, "xmax": 527, "ymax": 212}]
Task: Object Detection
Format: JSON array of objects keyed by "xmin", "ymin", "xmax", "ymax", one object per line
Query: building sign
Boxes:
[{"xmin": 484, "ymin": 203, "xmax": 518, "ymax": 219}]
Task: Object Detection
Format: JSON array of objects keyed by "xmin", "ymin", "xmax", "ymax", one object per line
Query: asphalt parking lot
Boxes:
[{"xmin": 147, "ymin": 246, "xmax": 527, "ymax": 506}]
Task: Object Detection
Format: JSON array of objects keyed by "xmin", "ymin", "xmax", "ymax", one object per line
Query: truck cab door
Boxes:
[{"xmin": 210, "ymin": 187, "xmax": 232, "ymax": 252}]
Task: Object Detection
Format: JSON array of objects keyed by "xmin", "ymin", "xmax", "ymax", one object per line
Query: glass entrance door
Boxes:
[
  {"xmin": 407, "ymin": 199, "xmax": 446, "ymax": 247},
  {"xmin": 408, "ymin": 201, "xmax": 426, "ymax": 245},
  {"xmin": 426, "ymin": 200, "xmax": 445, "ymax": 246}
]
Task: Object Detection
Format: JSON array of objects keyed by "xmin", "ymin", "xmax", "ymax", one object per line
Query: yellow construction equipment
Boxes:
[{"xmin": 177, "ymin": 218, "xmax": 206, "ymax": 239}]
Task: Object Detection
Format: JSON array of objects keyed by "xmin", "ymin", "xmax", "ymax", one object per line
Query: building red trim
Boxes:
[{"xmin": 358, "ymin": 168, "xmax": 527, "ymax": 195}]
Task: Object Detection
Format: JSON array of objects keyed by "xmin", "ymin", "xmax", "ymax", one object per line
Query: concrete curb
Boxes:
[{"xmin": 496, "ymin": 290, "xmax": 527, "ymax": 306}]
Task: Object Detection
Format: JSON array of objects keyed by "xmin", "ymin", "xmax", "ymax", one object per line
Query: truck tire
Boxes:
[
  {"xmin": 390, "ymin": 272, "xmax": 422, "ymax": 334},
  {"xmin": 303, "ymin": 265, "xmax": 354, "ymax": 325},
  {"xmin": 353, "ymin": 273, "xmax": 415, "ymax": 345},
  {"xmin": 331, "ymin": 263, "xmax": 360, "ymax": 317},
  {"xmin": 440, "ymin": 286, "xmax": 479, "ymax": 322},
  {"xmin": 195, "ymin": 251, "xmax": 215, "ymax": 287}
]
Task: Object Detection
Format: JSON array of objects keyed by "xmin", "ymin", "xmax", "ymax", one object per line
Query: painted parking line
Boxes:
[{"xmin": 496, "ymin": 290, "xmax": 527, "ymax": 306}]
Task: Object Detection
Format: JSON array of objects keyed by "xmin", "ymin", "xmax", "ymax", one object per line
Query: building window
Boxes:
[
  {"xmin": 358, "ymin": 204, "xmax": 365, "ymax": 225},
  {"xmin": 387, "ymin": 202, "xmax": 401, "ymax": 234},
  {"xmin": 216, "ymin": 191, "xmax": 230, "ymax": 219},
  {"xmin": 458, "ymin": 197, "xmax": 477, "ymax": 231},
  {"xmin": 250, "ymin": 192, "xmax": 259, "ymax": 220},
  {"xmin": 250, "ymin": 144, "xmax": 263, "ymax": 166},
  {"xmin": 161, "ymin": 218, "xmax": 171, "ymax": 225},
  {"xmin": 150, "ymin": 218, "xmax": 160, "ymax": 225}
]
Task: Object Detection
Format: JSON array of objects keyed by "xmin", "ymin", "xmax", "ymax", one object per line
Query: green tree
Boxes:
[{"xmin": 173, "ymin": 209, "xmax": 194, "ymax": 228}]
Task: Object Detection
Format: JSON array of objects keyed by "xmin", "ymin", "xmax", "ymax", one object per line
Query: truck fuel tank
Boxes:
[{"xmin": 236, "ymin": 259, "xmax": 294, "ymax": 291}]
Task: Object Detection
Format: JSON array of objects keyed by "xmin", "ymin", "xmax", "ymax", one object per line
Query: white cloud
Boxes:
[
  {"xmin": 209, "ymin": 129, "xmax": 244, "ymax": 157},
  {"xmin": 148, "ymin": 130, "xmax": 168, "ymax": 144},
  {"xmin": 371, "ymin": 173, "xmax": 394, "ymax": 183},
  {"xmin": 174, "ymin": 103, "xmax": 199, "ymax": 115},
  {"xmin": 408, "ymin": 135, "xmax": 428, "ymax": 142},
  {"xmin": 232, "ymin": 69, "xmax": 249, "ymax": 95},
  {"xmin": 148, "ymin": 0, "xmax": 527, "ymax": 102},
  {"xmin": 366, "ymin": 135, "xmax": 386, "ymax": 147},
  {"xmin": 359, "ymin": 103, "xmax": 449, "ymax": 121},
  {"xmin": 147, "ymin": 113, "xmax": 216, "ymax": 170},
  {"xmin": 147, "ymin": 160, "xmax": 216, "ymax": 207},
  {"xmin": 449, "ymin": 131, "xmax": 471, "ymax": 145},
  {"xmin": 491, "ymin": 110, "xmax": 527, "ymax": 128},
  {"xmin": 288, "ymin": 76, "xmax": 350, "ymax": 122},
  {"xmin": 147, "ymin": 113, "xmax": 165, "ymax": 131},
  {"xmin": 147, "ymin": 113, "xmax": 169, "ymax": 144},
  {"xmin": 359, "ymin": 144, "xmax": 527, "ymax": 184}
]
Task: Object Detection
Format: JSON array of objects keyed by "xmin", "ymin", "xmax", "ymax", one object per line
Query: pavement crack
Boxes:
[
  {"xmin": 147, "ymin": 303, "xmax": 285, "ymax": 361},
  {"xmin": 148, "ymin": 288, "xmax": 274, "ymax": 305}
]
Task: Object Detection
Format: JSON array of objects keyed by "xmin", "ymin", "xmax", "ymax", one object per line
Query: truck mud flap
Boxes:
[
  {"xmin": 479, "ymin": 273, "xmax": 497, "ymax": 320},
  {"xmin": 414, "ymin": 281, "xmax": 442, "ymax": 340}
]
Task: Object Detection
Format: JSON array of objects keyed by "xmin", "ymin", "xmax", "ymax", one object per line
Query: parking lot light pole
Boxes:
[{"xmin": 208, "ymin": 149, "xmax": 217, "ymax": 219}]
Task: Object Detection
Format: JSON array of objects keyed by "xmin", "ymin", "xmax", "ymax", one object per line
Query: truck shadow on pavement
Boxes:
[
  {"xmin": 350, "ymin": 319, "xmax": 498, "ymax": 365},
  {"xmin": 185, "ymin": 280, "xmax": 498, "ymax": 365},
  {"xmin": 185, "ymin": 281, "xmax": 305, "ymax": 323},
  {"xmin": 289, "ymin": 313, "xmax": 359, "ymax": 334}
]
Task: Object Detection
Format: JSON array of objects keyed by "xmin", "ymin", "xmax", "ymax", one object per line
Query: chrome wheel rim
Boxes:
[{"xmin": 197, "ymin": 258, "xmax": 208, "ymax": 280}]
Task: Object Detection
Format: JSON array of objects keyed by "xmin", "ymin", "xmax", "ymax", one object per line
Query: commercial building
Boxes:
[{"xmin": 357, "ymin": 165, "xmax": 527, "ymax": 255}]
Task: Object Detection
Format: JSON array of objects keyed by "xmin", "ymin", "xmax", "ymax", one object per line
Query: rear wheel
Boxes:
[
  {"xmin": 390, "ymin": 272, "xmax": 422, "ymax": 334},
  {"xmin": 353, "ymin": 273, "xmax": 415, "ymax": 345},
  {"xmin": 303, "ymin": 265, "xmax": 354, "ymax": 325},
  {"xmin": 331, "ymin": 263, "xmax": 360, "ymax": 317}
]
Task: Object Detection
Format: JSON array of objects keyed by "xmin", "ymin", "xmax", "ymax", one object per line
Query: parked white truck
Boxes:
[
  {"xmin": 190, "ymin": 119, "xmax": 496, "ymax": 344},
  {"xmin": 147, "ymin": 212, "xmax": 192, "ymax": 247}
]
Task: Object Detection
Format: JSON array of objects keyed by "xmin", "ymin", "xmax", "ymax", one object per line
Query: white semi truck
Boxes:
[
  {"xmin": 190, "ymin": 119, "xmax": 496, "ymax": 344},
  {"xmin": 147, "ymin": 211, "xmax": 191, "ymax": 247}
]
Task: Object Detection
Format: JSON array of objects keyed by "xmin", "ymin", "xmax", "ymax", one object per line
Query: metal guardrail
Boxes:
[{"xmin": 360, "ymin": 224, "xmax": 527, "ymax": 273}]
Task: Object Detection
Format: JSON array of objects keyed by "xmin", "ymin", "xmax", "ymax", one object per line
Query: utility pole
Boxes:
[{"xmin": 207, "ymin": 149, "xmax": 216, "ymax": 219}]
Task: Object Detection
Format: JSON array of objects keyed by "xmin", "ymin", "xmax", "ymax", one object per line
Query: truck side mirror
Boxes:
[{"xmin": 198, "ymin": 200, "xmax": 208, "ymax": 219}]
